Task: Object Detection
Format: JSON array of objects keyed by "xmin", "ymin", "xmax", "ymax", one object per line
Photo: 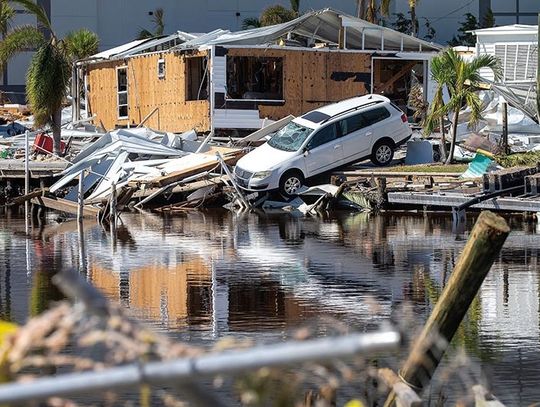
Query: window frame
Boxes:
[
  {"xmin": 306, "ymin": 123, "xmax": 339, "ymax": 150},
  {"xmin": 116, "ymin": 66, "xmax": 128, "ymax": 119},
  {"xmin": 157, "ymin": 58, "xmax": 165, "ymax": 79},
  {"xmin": 226, "ymin": 56, "xmax": 285, "ymax": 102}
]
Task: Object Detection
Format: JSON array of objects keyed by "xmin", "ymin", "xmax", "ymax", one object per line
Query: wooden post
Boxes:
[
  {"xmin": 390, "ymin": 211, "xmax": 510, "ymax": 398},
  {"xmin": 77, "ymin": 172, "xmax": 84, "ymax": 224},
  {"xmin": 24, "ymin": 130, "xmax": 30, "ymax": 222},
  {"xmin": 537, "ymin": 13, "xmax": 540, "ymax": 122},
  {"xmin": 502, "ymin": 102, "xmax": 509, "ymax": 155},
  {"xmin": 110, "ymin": 182, "xmax": 117, "ymax": 249},
  {"xmin": 110, "ymin": 182, "xmax": 117, "ymax": 226}
]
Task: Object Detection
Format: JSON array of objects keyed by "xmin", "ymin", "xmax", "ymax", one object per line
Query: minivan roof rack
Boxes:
[{"xmin": 320, "ymin": 100, "xmax": 383, "ymax": 124}]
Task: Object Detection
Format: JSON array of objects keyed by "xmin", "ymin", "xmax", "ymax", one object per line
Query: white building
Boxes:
[{"xmin": 473, "ymin": 24, "xmax": 538, "ymax": 83}]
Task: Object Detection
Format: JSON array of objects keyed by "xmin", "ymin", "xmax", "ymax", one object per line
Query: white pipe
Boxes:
[{"xmin": 0, "ymin": 330, "xmax": 400, "ymax": 404}]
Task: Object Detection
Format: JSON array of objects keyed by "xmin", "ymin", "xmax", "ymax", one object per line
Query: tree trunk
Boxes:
[
  {"xmin": 357, "ymin": 0, "xmax": 366, "ymax": 19},
  {"xmin": 439, "ymin": 116, "xmax": 447, "ymax": 161},
  {"xmin": 445, "ymin": 108, "xmax": 460, "ymax": 164},
  {"xmin": 411, "ymin": 5, "xmax": 418, "ymax": 36},
  {"xmin": 51, "ymin": 108, "xmax": 62, "ymax": 156}
]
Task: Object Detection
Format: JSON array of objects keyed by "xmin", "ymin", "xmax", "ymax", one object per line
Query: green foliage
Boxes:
[
  {"xmin": 0, "ymin": 2, "xmax": 99, "ymax": 153},
  {"xmin": 290, "ymin": 0, "xmax": 300, "ymax": 13},
  {"xmin": 448, "ymin": 13, "xmax": 479, "ymax": 47},
  {"xmin": 0, "ymin": 0, "xmax": 14, "ymax": 35},
  {"xmin": 423, "ymin": 48, "xmax": 502, "ymax": 163},
  {"xmin": 26, "ymin": 42, "xmax": 70, "ymax": 127},
  {"xmin": 0, "ymin": 25, "xmax": 44, "ymax": 68},
  {"xmin": 64, "ymin": 28, "xmax": 99, "ymax": 61},
  {"xmin": 137, "ymin": 8, "xmax": 165, "ymax": 39},
  {"xmin": 392, "ymin": 13, "xmax": 435, "ymax": 41},
  {"xmin": 385, "ymin": 163, "xmax": 468, "ymax": 173},
  {"xmin": 495, "ymin": 151, "xmax": 540, "ymax": 168},
  {"xmin": 242, "ymin": 17, "xmax": 261, "ymax": 30},
  {"xmin": 11, "ymin": 0, "xmax": 51, "ymax": 32},
  {"xmin": 482, "ymin": 8, "xmax": 495, "ymax": 28},
  {"xmin": 260, "ymin": 5, "xmax": 297, "ymax": 27}
]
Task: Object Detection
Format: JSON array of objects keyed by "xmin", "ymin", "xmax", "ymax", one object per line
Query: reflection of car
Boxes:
[
  {"xmin": 234, "ymin": 94, "xmax": 411, "ymax": 197},
  {"xmin": 0, "ymin": 122, "xmax": 28, "ymax": 138}
]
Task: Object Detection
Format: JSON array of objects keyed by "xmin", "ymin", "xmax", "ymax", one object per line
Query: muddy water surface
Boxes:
[{"xmin": 1, "ymin": 209, "xmax": 539, "ymax": 405}]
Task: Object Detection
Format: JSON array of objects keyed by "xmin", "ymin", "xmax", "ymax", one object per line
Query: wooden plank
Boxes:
[
  {"xmin": 7, "ymin": 188, "xmax": 48, "ymax": 206},
  {"xmin": 31, "ymin": 196, "xmax": 100, "ymax": 218},
  {"xmin": 375, "ymin": 61, "xmax": 417, "ymax": 94},
  {"xmin": 153, "ymin": 154, "xmax": 241, "ymax": 187},
  {"xmin": 87, "ymin": 52, "xmax": 210, "ymax": 133}
]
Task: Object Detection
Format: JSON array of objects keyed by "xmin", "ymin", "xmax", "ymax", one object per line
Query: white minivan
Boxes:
[{"xmin": 234, "ymin": 94, "xmax": 411, "ymax": 197}]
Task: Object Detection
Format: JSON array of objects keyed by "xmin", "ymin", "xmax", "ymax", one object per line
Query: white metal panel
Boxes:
[
  {"xmin": 213, "ymin": 109, "xmax": 265, "ymax": 130},
  {"xmin": 212, "ymin": 56, "xmax": 227, "ymax": 93}
]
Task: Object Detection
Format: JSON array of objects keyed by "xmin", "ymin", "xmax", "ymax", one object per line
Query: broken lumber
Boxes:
[
  {"xmin": 6, "ymin": 188, "xmax": 48, "ymax": 206},
  {"xmin": 388, "ymin": 211, "xmax": 509, "ymax": 401},
  {"xmin": 133, "ymin": 151, "xmax": 244, "ymax": 188},
  {"xmin": 31, "ymin": 196, "xmax": 100, "ymax": 218}
]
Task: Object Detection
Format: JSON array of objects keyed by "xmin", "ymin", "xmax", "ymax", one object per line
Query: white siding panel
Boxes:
[
  {"xmin": 212, "ymin": 56, "xmax": 227, "ymax": 93},
  {"xmin": 213, "ymin": 109, "xmax": 265, "ymax": 129}
]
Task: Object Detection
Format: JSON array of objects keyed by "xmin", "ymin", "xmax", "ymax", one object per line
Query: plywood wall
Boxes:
[
  {"xmin": 86, "ymin": 52, "xmax": 210, "ymax": 132},
  {"xmin": 226, "ymin": 48, "xmax": 371, "ymax": 121}
]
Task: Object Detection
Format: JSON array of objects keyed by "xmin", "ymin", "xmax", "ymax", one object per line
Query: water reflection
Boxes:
[{"xmin": 1, "ymin": 209, "xmax": 540, "ymax": 403}]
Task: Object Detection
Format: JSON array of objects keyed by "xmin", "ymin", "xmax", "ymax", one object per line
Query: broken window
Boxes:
[
  {"xmin": 117, "ymin": 67, "xmax": 128, "ymax": 119},
  {"xmin": 186, "ymin": 56, "xmax": 208, "ymax": 101},
  {"xmin": 157, "ymin": 58, "xmax": 165, "ymax": 79},
  {"xmin": 226, "ymin": 56, "xmax": 283, "ymax": 100}
]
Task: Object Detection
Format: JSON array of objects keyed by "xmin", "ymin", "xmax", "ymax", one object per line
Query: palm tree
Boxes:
[
  {"xmin": 423, "ymin": 54, "xmax": 453, "ymax": 160},
  {"xmin": 357, "ymin": 0, "xmax": 390, "ymax": 23},
  {"xmin": 259, "ymin": 5, "xmax": 297, "ymax": 27},
  {"xmin": 424, "ymin": 48, "xmax": 502, "ymax": 164},
  {"xmin": 241, "ymin": 17, "xmax": 261, "ymax": 30},
  {"xmin": 137, "ymin": 8, "xmax": 165, "ymax": 40},
  {"xmin": 0, "ymin": 0, "xmax": 99, "ymax": 155},
  {"xmin": 409, "ymin": 0, "xmax": 419, "ymax": 36},
  {"xmin": 0, "ymin": 0, "xmax": 14, "ymax": 37}
]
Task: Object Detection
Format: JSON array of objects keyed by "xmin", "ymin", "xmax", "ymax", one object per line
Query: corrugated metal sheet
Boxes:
[
  {"xmin": 175, "ymin": 8, "xmax": 441, "ymax": 53},
  {"xmin": 212, "ymin": 56, "xmax": 227, "ymax": 93},
  {"xmin": 213, "ymin": 109, "xmax": 265, "ymax": 129}
]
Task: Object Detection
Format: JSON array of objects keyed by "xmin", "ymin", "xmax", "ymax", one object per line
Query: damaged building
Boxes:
[{"xmin": 76, "ymin": 8, "xmax": 441, "ymax": 135}]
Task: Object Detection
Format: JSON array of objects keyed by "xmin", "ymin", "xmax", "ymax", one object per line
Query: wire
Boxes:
[{"xmin": 430, "ymin": 0, "xmax": 476, "ymax": 24}]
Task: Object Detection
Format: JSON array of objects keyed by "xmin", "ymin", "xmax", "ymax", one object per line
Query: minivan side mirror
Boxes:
[{"xmin": 302, "ymin": 147, "xmax": 309, "ymax": 156}]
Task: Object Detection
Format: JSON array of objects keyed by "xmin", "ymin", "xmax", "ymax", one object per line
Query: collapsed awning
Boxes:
[{"xmin": 490, "ymin": 82, "xmax": 539, "ymax": 123}]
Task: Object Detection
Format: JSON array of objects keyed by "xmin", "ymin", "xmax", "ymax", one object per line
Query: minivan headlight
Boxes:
[{"xmin": 252, "ymin": 170, "xmax": 272, "ymax": 180}]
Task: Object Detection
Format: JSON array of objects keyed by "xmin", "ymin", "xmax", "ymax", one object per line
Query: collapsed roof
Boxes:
[{"xmin": 85, "ymin": 8, "xmax": 441, "ymax": 62}]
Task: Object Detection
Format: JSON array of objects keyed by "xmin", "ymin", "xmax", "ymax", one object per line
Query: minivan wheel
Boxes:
[
  {"xmin": 371, "ymin": 141, "xmax": 394, "ymax": 166},
  {"xmin": 279, "ymin": 170, "xmax": 304, "ymax": 198}
]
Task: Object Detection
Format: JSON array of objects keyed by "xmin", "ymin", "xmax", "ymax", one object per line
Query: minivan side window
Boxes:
[
  {"xmin": 338, "ymin": 113, "xmax": 364, "ymax": 137},
  {"xmin": 362, "ymin": 106, "xmax": 391, "ymax": 126},
  {"xmin": 307, "ymin": 123, "xmax": 337, "ymax": 149}
]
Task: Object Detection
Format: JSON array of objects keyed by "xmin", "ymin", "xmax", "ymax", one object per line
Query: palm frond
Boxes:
[
  {"xmin": 152, "ymin": 8, "xmax": 164, "ymax": 37},
  {"xmin": 11, "ymin": 0, "xmax": 51, "ymax": 32},
  {"xmin": 464, "ymin": 92, "xmax": 482, "ymax": 128},
  {"xmin": 468, "ymin": 53, "xmax": 502, "ymax": 82},
  {"xmin": 242, "ymin": 17, "xmax": 261, "ymax": 30},
  {"xmin": 0, "ymin": 0, "xmax": 15, "ymax": 35},
  {"xmin": 26, "ymin": 43, "xmax": 70, "ymax": 127},
  {"xmin": 136, "ymin": 28, "xmax": 153, "ymax": 40},
  {"xmin": 380, "ymin": 0, "xmax": 391, "ymax": 16},
  {"xmin": 64, "ymin": 28, "xmax": 99, "ymax": 61},
  {"xmin": 0, "ymin": 25, "xmax": 44, "ymax": 65}
]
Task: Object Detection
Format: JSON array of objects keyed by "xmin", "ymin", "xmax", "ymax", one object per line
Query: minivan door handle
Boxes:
[
  {"xmin": 334, "ymin": 145, "xmax": 341, "ymax": 149},
  {"xmin": 365, "ymin": 132, "xmax": 372, "ymax": 136}
]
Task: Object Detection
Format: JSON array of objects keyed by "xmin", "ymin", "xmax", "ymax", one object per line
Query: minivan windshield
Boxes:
[{"xmin": 268, "ymin": 122, "xmax": 314, "ymax": 152}]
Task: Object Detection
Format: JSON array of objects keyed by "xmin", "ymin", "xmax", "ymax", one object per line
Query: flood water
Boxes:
[{"xmin": 1, "ymin": 209, "xmax": 540, "ymax": 405}]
